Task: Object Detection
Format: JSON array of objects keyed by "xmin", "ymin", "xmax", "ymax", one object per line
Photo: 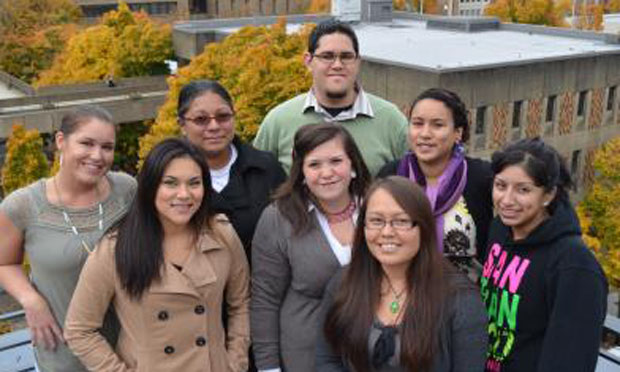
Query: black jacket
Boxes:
[
  {"xmin": 378, "ymin": 156, "xmax": 494, "ymax": 261},
  {"xmin": 211, "ymin": 137, "xmax": 286, "ymax": 261},
  {"xmin": 480, "ymin": 200, "xmax": 607, "ymax": 372}
]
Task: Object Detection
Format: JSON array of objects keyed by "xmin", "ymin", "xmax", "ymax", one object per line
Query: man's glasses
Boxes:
[
  {"xmin": 364, "ymin": 218, "xmax": 418, "ymax": 231},
  {"xmin": 312, "ymin": 52, "xmax": 358, "ymax": 65},
  {"xmin": 183, "ymin": 113, "xmax": 234, "ymax": 126}
]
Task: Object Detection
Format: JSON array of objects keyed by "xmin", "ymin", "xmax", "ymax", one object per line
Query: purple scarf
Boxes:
[{"xmin": 396, "ymin": 145, "xmax": 468, "ymax": 252}]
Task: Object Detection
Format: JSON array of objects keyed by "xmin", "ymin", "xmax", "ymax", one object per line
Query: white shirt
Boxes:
[{"xmin": 210, "ymin": 145, "xmax": 238, "ymax": 193}]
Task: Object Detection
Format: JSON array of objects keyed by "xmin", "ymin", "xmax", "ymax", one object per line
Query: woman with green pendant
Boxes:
[{"xmin": 316, "ymin": 176, "xmax": 487, "ymax": 371}]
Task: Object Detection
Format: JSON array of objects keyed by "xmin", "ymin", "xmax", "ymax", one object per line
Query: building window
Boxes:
[
  {"xmin": 476, "ymin": 106, "xmax": 486, "ymax": 134},
  {"xmin": 608, "ymin": 86, "xmax": 617, "ymax": 112},
  {"xmin": 546, "ymin": 95, "xmax": 556, "ymax": 122},
  {"xmin": 512, "ymin": 101, "xmax": 522, "ymax": 128},
  {"xmin": 577, "ymin": 90, "xmax": 587, "ymax": 117},
  {"xmin": 571, "ymin": 149, "xmax": 581, "ymax": 181}
]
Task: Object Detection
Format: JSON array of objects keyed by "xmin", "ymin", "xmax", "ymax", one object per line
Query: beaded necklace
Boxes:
[
  {"xmin": 53, "ymin": 176, "xmax": 104, "ymax": 254},
  {"xmin": 325, "ymin": 200, "xmax": 356, "ymax": 224}
]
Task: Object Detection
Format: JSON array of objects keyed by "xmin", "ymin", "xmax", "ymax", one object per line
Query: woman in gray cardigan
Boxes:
[
  {"xmin": 316, "ymin": 176, "xmax": 487, "ymax": 371},
  {"xmin": 251, "ymin": 123, "xmax": 372, "ymax": 372}
]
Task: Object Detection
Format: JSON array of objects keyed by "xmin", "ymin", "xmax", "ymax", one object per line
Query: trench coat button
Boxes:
[
  {"xmin": 164, "ymin": 346, "xmax": 175, "ymax": 354},
  {"xmin": 196, "ymin": 336, "xmax": 206, "ymax": 347},
  {"xmin": 158, "ymin": 311, "xmax": 168, "ymax": 321},
  {"xmin": 194, "ymin": 305, "xmax": 205, "ymax": 315}
]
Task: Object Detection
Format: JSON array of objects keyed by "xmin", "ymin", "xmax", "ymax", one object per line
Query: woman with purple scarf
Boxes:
[{"xmin": 378, "ymin": 88, "xmax": 493, "ymax": 281}]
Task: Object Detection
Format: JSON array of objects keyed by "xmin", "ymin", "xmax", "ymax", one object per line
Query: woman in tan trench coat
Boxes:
[{"xmin": 64, "ymin": 138, "xmax": 250, "ymax": 372}]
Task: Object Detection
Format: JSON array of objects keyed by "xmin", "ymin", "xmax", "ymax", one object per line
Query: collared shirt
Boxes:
[{"xmin": 302, "ymin": 87, "xmax": 375, "ymax": 121}]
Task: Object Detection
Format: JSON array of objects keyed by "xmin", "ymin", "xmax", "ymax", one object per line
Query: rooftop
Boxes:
[
  {"xmin": 174, "ymin": 14, "xmax": 620, "ymax": 73},
  {"xmin": 354, "ymin": 18, "xmax": 620, "ymax": 72}
]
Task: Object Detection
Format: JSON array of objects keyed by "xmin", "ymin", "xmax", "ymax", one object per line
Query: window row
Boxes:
[
  {"xmin": 81, "ymin": 2, "xmax": 177, "ymax": 18},
  {"xmin": 473, "ymin": 85, "xmax": 618, "ymax": 135}
]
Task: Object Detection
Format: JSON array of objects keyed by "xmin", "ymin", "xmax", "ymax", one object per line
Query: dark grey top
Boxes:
[
  {"xmin": 250, "ymin": 204, "xmax": 342, "ymax": 372},
  {"xmin": 316, "ymin": 268, "xmax": 488, "ymax": 372},
  {"xmin": 0, "ymin": 172, "xmax": 136, "ymax": 372}
]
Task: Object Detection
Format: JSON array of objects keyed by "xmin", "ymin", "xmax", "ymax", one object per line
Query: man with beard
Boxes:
[{"xmin": 253, "ymin": 19, "xmax": 409, "ymax": 176}]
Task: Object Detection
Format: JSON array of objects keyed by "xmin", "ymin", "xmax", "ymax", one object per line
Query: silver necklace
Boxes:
[{"xmin": 53, "ymin": 176, "xmax": 104, "ymax": 254}]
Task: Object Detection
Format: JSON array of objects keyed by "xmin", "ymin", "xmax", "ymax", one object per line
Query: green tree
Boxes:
[
  {"xmin": 36, "ymin": 2, "xmax": 173, "ymax": 86},
  {"xmin": 577, "ymin": 137, "xmax": 620, "ymax": 288},
  {"xmin": 0, "ymin": 0, "xmax": 80, "ymax": 83},
  {"xmin": 138, "ymin": 19, "xmax": 313, "ymax": 163},
  {"xmin": 1, "ymin": 125, "xmax": 50, "ymax": 196}
]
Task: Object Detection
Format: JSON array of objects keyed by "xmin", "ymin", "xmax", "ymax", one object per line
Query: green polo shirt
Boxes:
[{"xmin": 253, "ymin": 91, "xmax": 409, "ymax": 175}]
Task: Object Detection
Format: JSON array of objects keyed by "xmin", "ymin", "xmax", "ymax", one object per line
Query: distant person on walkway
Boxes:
[
  {"xmin": 251, "ymin": 123, "xmax": 371, "ymax": 372},
  {"xmin": 482, "ymin": 138, "xmax": 607, "ymax": 372},
  {"xmin": 378, "ymin": 88, "xmax": 493, "ymax": 281},
  {"xmin": 317, "ymin": 176, "xmax": 487, "ymax": 371},
  {"xmin": 0, "ymin": 106, "xmax": 136, "ymax": 371},
  {"xmin": 253, "ymin": 19, "xmax": 408, "ymax": 176},
  {"xmin": 178, "ymin": 80, "xmax": 285, "ymax": 259},
  {"xmin": 65, "ymin": 138, "xmax": 250, "ymax": 372}
]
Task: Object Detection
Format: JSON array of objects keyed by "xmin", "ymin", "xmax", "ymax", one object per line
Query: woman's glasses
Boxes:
[
  {"xmin": 183, "ymin": 113, "xmax": 234, "ymax": 126},
  {"xmin": 364, "ymin": 218, "xmax": 418, "ymax": 231}
]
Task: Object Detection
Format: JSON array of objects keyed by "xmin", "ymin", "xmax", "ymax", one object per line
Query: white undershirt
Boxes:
[
  {"xmin": 310, "ymin": 204, "xmax": 358, "ymax": 266},
  {"xmin": 209, "ymin": 145, "xmax": 238, "ymax": 193}
]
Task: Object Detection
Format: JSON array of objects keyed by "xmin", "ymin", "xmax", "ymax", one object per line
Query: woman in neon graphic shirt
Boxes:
[{"xmin": 482, "ymin": 137, "xmax": 607, "ymax": 372}]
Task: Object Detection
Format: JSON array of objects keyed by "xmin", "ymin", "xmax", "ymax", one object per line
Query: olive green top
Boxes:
[{"xmin": 0, "ymin": 172, "xmax": 136, "ymax": 372}]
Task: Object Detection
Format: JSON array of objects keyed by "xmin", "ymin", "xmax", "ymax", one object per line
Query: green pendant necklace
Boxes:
[{"xmin": 384, "ymin": 275, "xmax": 406, "ymax": 314}]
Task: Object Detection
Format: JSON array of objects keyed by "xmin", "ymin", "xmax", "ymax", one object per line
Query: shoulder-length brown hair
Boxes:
[
  {"xmin": 324, "ymin": 176, "xmax": 450, "ymax": 371},
  {"xmin": 273, "ymin": 122, "xmax": 371, "ymax": 235}
]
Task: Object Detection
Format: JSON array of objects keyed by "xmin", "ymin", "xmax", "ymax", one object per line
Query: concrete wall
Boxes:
[{"xmin": 0, "ymin": 76, "xmax": 169, "ymax": 137}]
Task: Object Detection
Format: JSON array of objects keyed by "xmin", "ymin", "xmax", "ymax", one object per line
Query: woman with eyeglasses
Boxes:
[
  {"xmin": 481, "ymin": 138, "xmax": 607, "ymax": 372},
  {"xmin": 251, "ymin": 123, "xmax": 372, "ymax": 372},
  {"xmin": 0, "ymin": 106, "xmax": 136, "ymax": 371},
  {"xmin": 316, "ymin": 176, "xmax": 487, "ymax": 371},
  {"xmin": 178, "ymin": 80, "xmax": 286, "ymax": 258},
  {"xmin": 378, "ymin": 88, "xmax": 493, "ymax": 281},
  {"xmin": 64, "ymin": 138, "xmax": 250, "ymax": 371}
]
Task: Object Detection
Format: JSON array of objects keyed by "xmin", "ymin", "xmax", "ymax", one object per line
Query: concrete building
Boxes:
[
  {"xmin": 173, "ymin": 13, "xmax": 620, "ymax": 193},
  {"xmin": 456, "ymin": 0, "xmax": 490, "ymax": 16},
  {"xmin": 75, "ymin": 0, "xmax": 313, "ymax": 20},
  {"xmin": 76, "ymin": 0, "xmax": 186, "ymax": 19}
]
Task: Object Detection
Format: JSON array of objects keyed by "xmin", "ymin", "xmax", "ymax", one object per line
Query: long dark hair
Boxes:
[
  {"xmin": 324, "ymin": 176, "xmax": 450, "ymax": 371},
  {"xmin": 273, "ymin": 123, "xmax": 371, "ymax": 234},
  {"xmin": 114, "ymin": 138, "xmax": 215, "ymax": 299},
  {"xmin": 491, "ymin": 137, "xmax": 573, "ymax": 213}
]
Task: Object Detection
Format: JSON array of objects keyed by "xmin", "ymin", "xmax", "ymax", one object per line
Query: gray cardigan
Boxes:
[
  {"xmin": 316, "ymin": 268, "xmax": 488, "ymax": 372},
  {"xmin": 251, "ymin": 204, "xmax": 342, "ymax": 372}
]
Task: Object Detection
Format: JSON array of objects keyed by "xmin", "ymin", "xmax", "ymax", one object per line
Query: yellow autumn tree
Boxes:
[
  {"xmin": 485, "ymin": 0, "xmax": 568, "ymax": 27},
  {"xmin": 574, "ymin": 3, "xmax": 604, "ymax": 31},
  {"xmin": 607, "ymin": 0, "xmax": 620, "ymax": 13},
  {"xmin": 577, "ymin": 137, "xmax": 620, "ymax": 288},
  {"xmin": 36, "ymin": 2, "xmax": 173, "ymax": 86},
  {"xmin": 308, "ymin": 0, "xmax": 330, "ymax": 13},
  {"xmin": 138, "ymin": 19, "xmax": 313, "ymax": 162},
  {"xmin": 390, "ymin": 0, "xmax": 439, "ymax": 13},
  {"xmin": 0, "ymin": 0, "xmax": 80, "ymax": 83},
  {"xmin": 1, "ymin": 125, "xmax": 50, "ymax": 196}
]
